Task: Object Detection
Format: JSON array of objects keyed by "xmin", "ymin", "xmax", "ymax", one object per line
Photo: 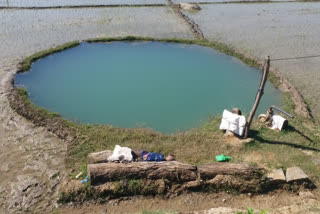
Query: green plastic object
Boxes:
[{"xmin": 216, "ymin": 154, "xmax": 231, "ymax": 162}]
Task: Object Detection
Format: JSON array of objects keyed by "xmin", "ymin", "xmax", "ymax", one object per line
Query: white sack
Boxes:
[
  {"xmin": 107, "ymin": 145, "xmax": 133, "ymax": 162},
  {"xmin": 219, "ymin": 110, "xmax": 246, "ymax": 136},
  {"xmin": 270, "ymin": 115, "xmax": 287, "ymax": 131}
]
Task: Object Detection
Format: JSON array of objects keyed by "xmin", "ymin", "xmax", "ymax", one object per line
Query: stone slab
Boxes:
[
  {"xmin": 267, "ymin": 168, "xmax": 286, "ymax": 183},
  {"xmin": 286, "ymin": 167, "xmax": 309, "ymax": 182}
]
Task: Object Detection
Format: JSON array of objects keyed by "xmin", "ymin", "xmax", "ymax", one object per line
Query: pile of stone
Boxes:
[{"xmin": 178, "ymin": 3, "xmax": 201, "ymax": 12}]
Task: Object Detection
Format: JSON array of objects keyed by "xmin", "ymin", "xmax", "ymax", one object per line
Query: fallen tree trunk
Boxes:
[
  {"xmin": 198, "ymin": 163, "xmax": 262, "ymax": 180},
  {"xmin": 88, "ymin": 161, "xmax": 197, "ymax": 185},
  {"xmin": 87, "ymin": 150, "xmax": 113, "ymax": 164}
]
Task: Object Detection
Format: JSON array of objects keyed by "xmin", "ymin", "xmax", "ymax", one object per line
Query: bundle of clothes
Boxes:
[{"xmin": 107, "ymin": 145, "xmax": 175, "ymax": 163}]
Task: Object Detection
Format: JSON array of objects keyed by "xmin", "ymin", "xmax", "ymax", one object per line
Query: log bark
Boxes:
[
  {"xmin": 88, "ymin": 161, "xmax": 197, "ymax": 185},
  {"xmin": 87, "ymin": 150, "xmax": 113, "ymax": 164},
  {"xmin": 244, "ymin": 56, "xmax": 270, "ymax": 139},
  {"xmin": 198, "ymin": 163, "xmax": 262, "ymax": 180}
]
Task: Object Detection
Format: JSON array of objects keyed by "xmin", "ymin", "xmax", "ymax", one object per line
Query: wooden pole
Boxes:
[{"xmin": 244, "ymin": 56, "xmax": 270, "ymax": 139}]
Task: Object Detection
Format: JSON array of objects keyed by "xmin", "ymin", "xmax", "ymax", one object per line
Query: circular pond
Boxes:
[{"xmin": 15, "ymin": 42, "xmax": 282, "ymax": 133}]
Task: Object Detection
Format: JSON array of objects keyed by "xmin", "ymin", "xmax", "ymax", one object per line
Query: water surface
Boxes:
[{"xmin": 15, "ymin": 42, "xmax": 282, "ymax": 133}]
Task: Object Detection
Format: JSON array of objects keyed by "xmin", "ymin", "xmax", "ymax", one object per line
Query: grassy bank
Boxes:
[
  {"xmin": 11, "ymin": 36, "xmax": 320, "ymax": 194},
  {"xmin": 19, "ymin": 41, "xmax": 80, "ymax": 72},
  {"xmin": 86, "ymin": 36, "xmax": 257, "ymax": 67}
]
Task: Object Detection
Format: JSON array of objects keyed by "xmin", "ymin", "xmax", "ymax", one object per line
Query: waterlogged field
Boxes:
[
  {"xmin": 0, "ymin": 7, "xmax": 194, "ymax": 62},
  {"xmin": 172, "ymin": 0, "xmax": 294, "ymax": 3},
  {"xmin": 0, "ymin": 0, "xmax": 167, "ymax": 7},
  {"xmin": 184, "ymin": 3, "xmax": 320, "ymax": 117}
]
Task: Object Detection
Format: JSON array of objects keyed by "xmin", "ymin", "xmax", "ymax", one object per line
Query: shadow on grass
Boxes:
[
  {"xmin": 249, "ymin": 128, "xmax": 320, "ymax": 152},
  {"xmin": 286, "ymin": 124, "xmax": 313, "ymax": 143}
]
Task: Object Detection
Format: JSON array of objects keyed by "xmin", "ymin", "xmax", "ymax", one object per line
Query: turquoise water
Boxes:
[{"xmin": 15, "ymin": 42, "xmax": 282, "ymax": 133}]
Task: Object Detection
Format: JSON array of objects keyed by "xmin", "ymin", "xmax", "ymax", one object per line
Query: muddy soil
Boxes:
[
  {"xmin": 57, "ymin": 191, "xmax": 320, "ymax": 214},
  {"xmin": 0, "ymin": 62, "xmax": 67, "ymax": 213}
]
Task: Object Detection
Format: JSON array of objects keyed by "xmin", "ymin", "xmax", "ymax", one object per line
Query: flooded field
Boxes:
[
  {"xmin": 172, "ymin": 0, "xmax": 295, "ymax": 3},
  {"xmin": 0, "ymin": 6, "xmax": 193, "ymax": 62},
  {"xmin": 0, "ymin": 0, "xmax": 167, "ymax": 7},
  {"xmin": 183, "ymin": 2, "xmax": 320, "ymax": 117}
]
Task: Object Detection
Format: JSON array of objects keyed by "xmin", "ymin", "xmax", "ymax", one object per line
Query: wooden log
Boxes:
[
  {"xmin": 87, "ymin": 150, "xmax": 113, "ymax": 164},
  {"xmin": 88, "ymin": 161, "xmax": 197, "ymax": 185},
  {"xmin": 198, "ymin": 163, "xmax": 262, "ymax": 180},
  {"xmin": 244, "ymin": 56, "xmax": 270, "ymax": 139}
]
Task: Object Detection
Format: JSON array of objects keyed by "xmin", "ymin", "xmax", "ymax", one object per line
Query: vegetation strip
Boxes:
[
  {"xmin": 0, "ymin": 4, "xmax": 167, "ymax": 10},
  {"xmin": 18, "ymin": 41, "xmax": 80, "ymax": 73}
]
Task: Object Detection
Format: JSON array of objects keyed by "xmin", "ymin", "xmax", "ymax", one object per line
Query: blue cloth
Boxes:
[{"xmin": 141, "ymin": 150, "xmax": 165, "ymax": 162}]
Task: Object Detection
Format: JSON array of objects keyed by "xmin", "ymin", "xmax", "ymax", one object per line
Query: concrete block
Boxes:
[
  {"xmin": 267, "ymin": 168, "xmax": 286, "ymax": 183},
  {"xmin": 286, "ymin": 167, "xmax": 309, "ymax": 182}
]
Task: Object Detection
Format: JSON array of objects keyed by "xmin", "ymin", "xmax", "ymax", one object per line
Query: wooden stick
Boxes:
[
  {"xmin": 244, "ymin": 56, "xmax": 270, "ymax": 139},
  {"xmin": 87, "ymin": 150, "xmax": 113, "ymax": 164}
]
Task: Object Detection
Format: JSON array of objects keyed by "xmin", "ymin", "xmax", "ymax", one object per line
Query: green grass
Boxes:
[
  {"xmin": 86, "ymin": 36, "xmax": 258, "ymax": 67},
  {"xmin": 17, "ymin": 88, "xmax": 61, "ymax": 118},
  {"xmin": 15, "ymin": 84, "xmax": 320, "ymax": 188},
  {"xmin": 235, "ymin": 207, "xmax": 268, "ymax": 214},
  {"xmin": 267, "ymin": 72, "xmax": 281, "ymax": 89},
  {"xmin": 142, "ymin": 211, "xmax": 173, "ymax": 214},
  {"xmin": 11, "ymin": 36, "xmax": 320, "ymax": 199},
  {"xmin": 19, "ymin": 41, "xmax": 80, "ymax": 72}
]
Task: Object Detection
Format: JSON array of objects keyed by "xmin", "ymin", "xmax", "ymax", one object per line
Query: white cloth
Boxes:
[
  {"xmin": 107, "ymin": 145, "xmax": 133, "ymax": 162},
  {"xmin": 219, "ymin": 110, "xmax": 246, "ymax": 136},
  {"xmin": 270, "ymin": 115, "xmax": 287, "ymax": 131}
]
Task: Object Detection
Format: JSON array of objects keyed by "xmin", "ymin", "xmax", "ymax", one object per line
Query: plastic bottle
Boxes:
[{"xmin": 215, "ymin": 154, "xmax": 231, "ymax": 162}]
